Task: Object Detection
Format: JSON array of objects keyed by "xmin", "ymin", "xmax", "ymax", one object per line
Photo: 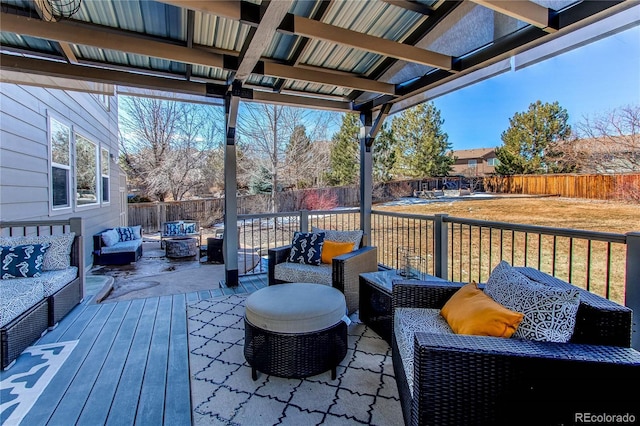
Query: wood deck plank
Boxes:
[
  {"xmin": 46, "ymin": 301, "xmax": 132, "ymax": 424},
  {"xmin": 76, "ymin": 298, "xmax": 146, "ymax": 425},
  {"xmin": 163, "ymin": 294, "xmax": 192, "ymax": 425},
  {"xmin": 20, "ymin": 302, "xmax": 119, "ymax": 425},
  {"xmin": 105, "ymin": 298, "xmax": 160, "ymax": 426},
  {"xmin": 135, "ymin": 295, "xmax": 173, "ymax": 425}
]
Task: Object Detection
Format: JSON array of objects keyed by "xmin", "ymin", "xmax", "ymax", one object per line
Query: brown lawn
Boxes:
[{"xmin": 375, "ymin": 195, "xmax": 640, "ymax": 234}]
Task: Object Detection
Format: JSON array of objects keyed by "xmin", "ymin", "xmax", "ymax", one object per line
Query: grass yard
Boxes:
[
  {"xmin": 373, "ymin": 195, "xmax": 640, "ymax": 304},
  {"xmin": 375, "ymin": 195, "xmax": 640, "ymax": 234}
]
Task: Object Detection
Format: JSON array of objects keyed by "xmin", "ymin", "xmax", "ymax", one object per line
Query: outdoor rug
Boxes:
[
  {"xmin": 188, "ymin": 294, "xmax": 403, "ymax": 425},
  {"xmin": 0, "ymin": 340, "xmax": 78, "ymax": 426}
]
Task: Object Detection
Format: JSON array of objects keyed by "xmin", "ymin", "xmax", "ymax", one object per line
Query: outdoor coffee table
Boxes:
[
  {"xmin": 359, "ymin": 269, "xmax": 447, "ymax": 344},
  {"xmin": 244, "ymin": 283, "xmax": 348, "ymax": 380}
]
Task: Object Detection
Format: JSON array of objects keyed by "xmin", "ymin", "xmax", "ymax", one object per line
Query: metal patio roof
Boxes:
[{"xmin": 0, "ymin": 0, "xmax": 637, "ymax": 114}]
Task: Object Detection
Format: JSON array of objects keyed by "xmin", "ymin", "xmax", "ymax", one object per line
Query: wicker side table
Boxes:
[{"xmin": 244, "ymin": 283, "xmax": 348, "ymax": 380}]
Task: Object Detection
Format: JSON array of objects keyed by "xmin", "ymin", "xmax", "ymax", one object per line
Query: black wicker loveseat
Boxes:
[
  {"xmin": 391, "ymin": 266, "xmax": 640, "ymax": 426},
  {"xmin": 0, "ymin": 218, "xmax": 84, "ymax": 370}
]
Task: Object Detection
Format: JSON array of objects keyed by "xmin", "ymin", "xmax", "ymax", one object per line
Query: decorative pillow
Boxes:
[
  {"xmin": 288, "ymin": 232, "xmax": 325, "ymax": 266},
  {"xmin": 164, "ymin": 222, "xmax": 183, "ymax": 236},
  {"xmin": 183, "ymin": 222, "xmax": 197, "ymax": 234},
  {"xmin": 484, "ymin": 261, "xmax": 580, "ymax": 343},
  {"xmin": 102, "ymin": 229, "xmax": 120, "ymax": 247},
  {"xmin": 0, "ymin": 233, "xmax": 75, "ymax": 271},
  {"xmin": 116, "ymin": 226, "xmax": 141, "ymax": 242},
  {"xmin": 311, "ymin": 227, "xmax": 363, "ymax": 250},
  {"xmin": 1, "ymin": 243, "xmax": 50, "ymax": 279},
  {"xmin": 321, "ymin": 240, "xmax": 354, "ymax": 264},
  {"xmin": 440, "ymin": 282, "xmax": 523, "ymax": 337}
]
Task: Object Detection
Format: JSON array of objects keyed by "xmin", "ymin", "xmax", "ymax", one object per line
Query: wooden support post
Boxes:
[
  {"xmin": 359, "ymin": 110, "xmax": 373, "ymax": 240},
  {"xmin": 223, "ymin": 83, "xmax": 240, "ymax": 286}
]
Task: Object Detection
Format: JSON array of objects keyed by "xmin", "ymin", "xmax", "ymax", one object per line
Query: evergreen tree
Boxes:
[
  {"xmin": 372, "ymin": 123, "xmax": 397, "ymax": 183},
  {"xmin": 495, "ymin": 100, "xmax": 573, "ymax": 175},
  {"xmin": 327, "ymin": 113, "xmax": 360, "ymax": 185},
  {"xmin": 391, "ymin": 102, "xmax": 454, "ymax": 177},
  {"xmin": 284, "ymin": 125, "xmax": 313, "ymax": 188},
  {"xmin": 249, "ymin": 165, "xmax": 273, "ymax": 194}
]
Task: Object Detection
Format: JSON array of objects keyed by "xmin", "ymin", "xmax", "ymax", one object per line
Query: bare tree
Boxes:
[
  {"xmin": 569, "ymin": 105, "xmax": 640, "ymax": 173},
  {"xmin": 236, "ymin": 103, "xmax": 338, "ymax": 212},
  {"xmin": 119, "ymin": 95, "xmax": 223, "ymax": 201}
]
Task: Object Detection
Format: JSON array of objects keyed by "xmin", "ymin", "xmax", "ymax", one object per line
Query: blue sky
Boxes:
[{"xmin": 429, "ymin": 25, "xmax": 640, "ymax": 151}]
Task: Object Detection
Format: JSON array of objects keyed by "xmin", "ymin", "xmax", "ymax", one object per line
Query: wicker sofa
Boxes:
[
  {"xmin": 93, "ymin": 226, "xmax": 143, "ymax": 265},
  {"xmin": 268, "ymin": 228, "xmax": 378, "ymax": 314},
  {"xmin": 0, "ymin": 218, "xmax": 84, "ymax": 370},
  {"xmin": 391, "ymin": 266, "xmax": 640, "ymax": 426}
]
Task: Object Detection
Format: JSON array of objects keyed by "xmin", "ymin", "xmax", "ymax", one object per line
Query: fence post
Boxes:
[
  {"xmin": 625, "ymin": 232, "xmax": 640, "ymax": 350},
  {"xmin": 434, "ymin": 214, "xmax": 448, "ymax": 280},
  {"xmin": 300, "ymin": 210, "xmax": 309, "ymax": 233}
]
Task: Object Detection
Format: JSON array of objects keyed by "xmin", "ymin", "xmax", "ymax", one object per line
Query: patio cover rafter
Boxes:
[{"xmin": 470, "ymin": 0, "xmax": 558, "ymax": 33}]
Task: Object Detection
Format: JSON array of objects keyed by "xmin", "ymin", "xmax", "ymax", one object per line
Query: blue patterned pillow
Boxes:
[
  {"xmin": 116, "ymin": 226, "xmax": 141, "ymax": 242},
  {"xmin": 183, "ymin": 222, "xmax": 196, "ymax": 234},
  {"xmin": 164, "ymin": 222, "xmax": 183, "ymax": 236},
  {"xmin": 1, "ymin": 243, "xmax": 50, "ymax": 279},
  {"xmin": 288, "ymin": 232, "xmax": 325, "ymax": 265}
]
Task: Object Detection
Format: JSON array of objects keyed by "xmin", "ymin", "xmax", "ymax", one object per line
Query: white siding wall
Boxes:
[{"xmin": 0, "ymin": 82, "xmax": 122, "ymax": 269}]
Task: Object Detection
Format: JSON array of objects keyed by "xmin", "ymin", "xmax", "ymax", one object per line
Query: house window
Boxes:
[
  {"xmin": 75, "ymin": 134, "xmax": 99, "ymax": 206},
  {"xmin": 487, "ymin": 157, "xmax": 500, "ymax": 166},
  {"xmin": 101, "ymin": 147, "xmax": 110, "ymax": 203},
  {"xmin": 468, "ymin": 159, "xmax": 478, "ymax": 167},
  {"xmin": 97, "ymin": 93, "xmax": 110, "ymax": 111},
  {"xmin": 50, "ymin": 118, "xmax": 71, "ymax": 209}
]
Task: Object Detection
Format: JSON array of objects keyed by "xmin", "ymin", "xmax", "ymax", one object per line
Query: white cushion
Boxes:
[
  {"xmin": 102, "ymin": 229, "xmax": 120, "ymax": 247},
  {"xmin": 0, "ymin": 233, "xmax": 75, "ymax": 271},
  {"xmin": 484, "ymin": 261, "xmax": 580, "ymax": 343},
  {"xmin": 245, "ymin": 283, "xmax": 346, "ymax": 333},
  {"xmin": 311, "ymin": 227, "xmax": 363, "ymax": 251},
  {"xmin": 3, "ymin": 266, "xmax": 78, "ymax": 297},
  {"xmin": 394, "ymin": 307, "xmax": 453, "ymax": 397},
  {"xmin": 274, "ymin": 262, "xmax": 332, "ymax": 285}
]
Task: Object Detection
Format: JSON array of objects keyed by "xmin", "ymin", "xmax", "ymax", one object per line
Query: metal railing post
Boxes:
[
  {"xmin": 625, "ymin": 232, "xmax": 640, "ymax": 350},
  {"xmin": 434, "ymin": 214, "xmax": 448, "ymax": 280},
  {"xmin": 300, "ymin": 210, "xmax": 309, "ymax": 233}
]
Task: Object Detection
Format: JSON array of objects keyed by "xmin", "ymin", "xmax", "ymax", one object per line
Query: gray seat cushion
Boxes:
[
  {"xmin": 394, "ymin": 307, "xmax": 453, "ymax": 397},
  {"xmin": 101, "ymin": 238, "xmax": 142, "ymax": 254},
  {"xmin": 245, "ymin": 283, "xmax": 346, "ymax": 333},
  {"xmin": 0, "ymin": 279, "xmax": 46, "ymax": 328},
  {"xmin": 274, "ymin": 262, "xmax": 332, "ymax": 285}
]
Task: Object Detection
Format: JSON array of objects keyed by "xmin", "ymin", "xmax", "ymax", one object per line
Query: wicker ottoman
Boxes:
[{"xmin": 244, "ymin": 283, "xmax": 348, "ymax": 380}]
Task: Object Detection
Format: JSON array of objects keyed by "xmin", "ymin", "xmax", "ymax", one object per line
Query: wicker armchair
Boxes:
[
  {"xmin": 268, "ymin": 243, "xmax": 378, "ymax": 315},
  {"xmin": 391, "ymin": 268, "xmax": 640, "ymax": 426}
]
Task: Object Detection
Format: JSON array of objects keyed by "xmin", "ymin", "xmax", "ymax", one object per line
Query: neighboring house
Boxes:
[
  {"xmin": 0, "ymin": 80, "xmax": 125, "ymax": 269},
  {"xmin": 450, "ymin": 148, "xmax": 499, "ymax": 176}
]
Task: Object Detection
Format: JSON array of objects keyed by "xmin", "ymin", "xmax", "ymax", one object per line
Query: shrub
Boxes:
[{"xmin": 303, "ymin": 190, "xmax": 338, "ymax": 210}]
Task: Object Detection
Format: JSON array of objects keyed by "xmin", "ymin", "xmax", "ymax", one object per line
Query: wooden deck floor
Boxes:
[{"xmin": 14, "ymin": 273, "xmax": 268, "ymax": 426}]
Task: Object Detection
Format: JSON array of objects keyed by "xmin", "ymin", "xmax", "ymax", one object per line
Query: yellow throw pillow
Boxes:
[
  {"xmin": 321, "ymin": 240, "xmax": 355, "ymax": 264},
  {"xmin": 440, "ymin": 282, "xmax": 524, "ymax": 338}
]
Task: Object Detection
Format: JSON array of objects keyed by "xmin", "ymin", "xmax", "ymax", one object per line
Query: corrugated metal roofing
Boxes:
[{"xmin": 0, "ymin": 0, "xmax": 633, "ymax": 112}]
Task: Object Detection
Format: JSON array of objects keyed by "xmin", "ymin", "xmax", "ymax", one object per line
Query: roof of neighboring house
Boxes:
[
  {"xmin": 452, "ymin": 148, "xmax": 496, "ymax": 160},
  {"xmin": 566, "ymin": 135, "xmax": 640, "ymax": 154}
]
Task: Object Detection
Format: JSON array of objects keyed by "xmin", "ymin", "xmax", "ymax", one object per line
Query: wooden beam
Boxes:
[
  {"xmin": 0, "ymin": 12, "xmax": 224, "ymax": 69},
  {"xmin": 381, "ymin": 0, "xmax": 434, "ymax": 16},
  {"xmin": 0, "ymin": 54, "xmax": 207, "ymax": 96},
  {"xmin": 263, "ymin": 62, "xmax": 395, "ymax": 95},
  {"xmin": 58, "ymin": 42, "xmax": 79, "ymax": 64},
  {"xmin": 470, "ymin": 0, "xmax": 557, "ymax": 33},
  {"xmin": 286, "ymin": 15, "xmax": 453, "ymax": 70},
  {"xmin": 252, "ymin": 90, "xmax": 352, "ymax": 112},
  {"xmin": 235, "ymin": 0, "xmax": 293, "ymax": 82}
]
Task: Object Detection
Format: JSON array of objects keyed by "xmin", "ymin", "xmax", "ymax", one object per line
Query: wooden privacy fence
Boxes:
[
  {"xmin": 484, "ymin": 173, "xmax": 640, "ymax": 200},
  {"xmin": 128, "ymin": 179, "xmax": 424, "ymax": 231}
]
